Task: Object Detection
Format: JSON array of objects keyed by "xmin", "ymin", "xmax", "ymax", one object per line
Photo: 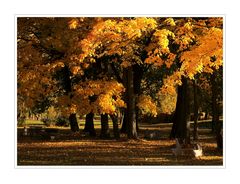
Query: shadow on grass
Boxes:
[{"xmin": 17, "ymin": 123, "xmax": 223, "ymax": 166}]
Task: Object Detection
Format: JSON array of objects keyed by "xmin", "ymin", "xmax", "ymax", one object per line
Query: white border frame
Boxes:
[{"xmin": 14, "ymin": 14, "xmax": 226, "ymax": 169}]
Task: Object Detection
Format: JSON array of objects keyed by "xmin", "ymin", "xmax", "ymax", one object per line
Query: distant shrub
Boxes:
[
  {"xmin": 17, "ymin": 116, "xmax": 26, "ymax": 126},
  {"xmin": 55, "ymin": 117, "xmax": 69, "ymax": 127},
  {"xmin": 41, "ymin": 117, "xmax": 54, "ymax": 127}
]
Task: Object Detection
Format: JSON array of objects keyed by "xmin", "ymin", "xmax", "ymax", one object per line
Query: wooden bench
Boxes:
[
  {"xmin": 23, "ymin": 126, "xmax": 44, "ymax": 136},
  {"xmin": 23, "ymin": 126, "xmax": 59, "ymax": 140}
]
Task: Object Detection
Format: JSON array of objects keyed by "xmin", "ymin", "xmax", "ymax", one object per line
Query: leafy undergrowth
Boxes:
[{"xmin": 17, "ymin": 124, "xmax": 223, "ymax": 166}]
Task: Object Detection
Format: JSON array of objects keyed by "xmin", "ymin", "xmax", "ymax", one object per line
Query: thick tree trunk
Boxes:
[
  {"xmin": 216, "ymin": 121, "xmax": 223, "ymax": 150},
  {"xmin": 211, "ymin": 71, "xmax": 223, "ymax": 150},
  {"xmin": 110, "ymin": 114, "xmax": 120, "ymax": 139},
  {"xmin": 135, "ymin": 107, "xmax": 140, "ymax": 132},
  {"xmin": 84, "ymin": 112, "xmax": 96, "ymax": 137},
  {"xmin": 121, "ymin": 69, "xmax": 128, "ymax": 133},
  {"xmin": 133, "ymin": 64, "xmax": 143, "ymax": 132},
  {"xmin": 62, "ymin": 66, "xmax": 80, "ymax": 132},
  {"xmin": 126, "ymin": 66, "xmax": 137, "ymax": 139},
  {"xmin": 69, "ymin": 113, "xmax": 80, "ymax": 132},
  {"xmin": 100, "ymin": 114, "xmax": 110, "ymax": 138},
  {"xmin": 121, "ymin": 108, "xmax": 128, "ymax": 133},
  {"xmin": 170, "ymin": 77, "xmax": 190, "ymax": 143},
  {"xmin": 193, "ymin": 80, "xmax": 199, "ymax": 140},
  {"xmin": 211, "ymin": 72, "xmax": 218, "ymax": 133}
]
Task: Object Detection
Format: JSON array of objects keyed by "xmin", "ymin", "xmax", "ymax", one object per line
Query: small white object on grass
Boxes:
[
  {"xmin": 23, "ymin": 127, "xmax": 28, "ymax": 136},
  {"xmin": 172, "ymin": 139, "xmax": 203, "ymax": 158},
  {"xmin": 193, "ymin": 144, "xmax": 203, "ymax": 158}
]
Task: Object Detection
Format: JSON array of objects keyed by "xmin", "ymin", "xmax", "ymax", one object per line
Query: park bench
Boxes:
[
  {"xmin": 24, "ymin": 125, "xmax": 44, "ymax": 136},
  {"xmin": 23, "ymin": 126, "xmax": 59, "ymax": 140},
  {"xmin": 172, "ymin": 138, "xmax": 203, "ymax": 158}
]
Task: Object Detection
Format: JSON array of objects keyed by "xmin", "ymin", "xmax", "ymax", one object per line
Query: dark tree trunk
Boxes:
[
  {"xmin": 121, "ymin": 108, "xmax": 139, "ymax": 134},
  {"xmin": 126, "ymin": 66, "xmax": 137, "ymax": 139},
  {"xmin": 121, "ymin": 108, "xmax": 128, "ymax": 133},
  {"xmin": 170, "ymin": 77, "xmax": 190, "ymax": 144},
  {"xmin": 211, "ymin": 70, "xmax": 223, "ymax": 150},
  {"xmin": 69, "ymin": 113, "xmax": 80, "ymax": 132},
  {"xmin": 61, "ymin": 66, "xmax": 80, "ymax": 132},
  {"xmin": 135, "ymin": 107, "xmax": 140, "ymax": 132},
  {"xmin": 133, "ymin": 64, "xmax": 144, "ymax": 132},
  {"xmin": 211, "ymin": 72, "xmax": 219, "ymax": 133},
  {"xmin": 193, "ymin": 80, "xmax": 199, "ymax": 140},
  {"xmin": 216, "ymin": 122, "xmax": 223, "ymax": 150},
  {"xmin": 110, "ymin": 114, "xmax": 120, "ymax": 139},
  {"xmin": 120, "ymin": 64, "xmax": 143, "ymax": 137},
  {"xmin": 121, "ymin": 69, "xmax": 128, "ymax": 133},
  {"xmin": 84, "ymin": 112, "xmax": 96, "ymax": 137},
  {"xmin": 100, "ymin": 114, "xmax": 110, "ymax": 138}
]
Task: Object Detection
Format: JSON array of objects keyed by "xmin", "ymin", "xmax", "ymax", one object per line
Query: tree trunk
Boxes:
[
  {"xmin": 121, "ymin": 69, "xmax": 128, "ymax": 133},
  {"xmin": 69, "ymin": 113, "xmax": 80, "ymax": 132},
  {"xmin": 193, "ymin": 80, "xmax": 199, "ymax": 140},
  {"xmin": 133, "ymin": 64, "xmax": 143, "ymax": 132},
  {"xmin": 135, "ymin": 107, "xmax": 140, "ymax": 132},
  {"xmin": 61, "ymin": 65, "xmax": 80, "ymax": 132},
  {"xmin": 126, "ymin": 66, "xmax": 137, "ymax": 139},
  {"xmin": 100, "ymin": 114, "xmax": 110, "ymax": 138},
  {"xmin": 211, "ymin": 72, "xmax": 219, "ymax": 133},
  {"xmin": 170, "ymin": 77, "xmax": 190, "ymax": 144},
  {"xmin": 84, "ymin": 112, "xmax": 96, "ymax": 137},
  {"xmin": 110, "ymin": 114, "xmax": 120, "ymax": 139},
  {"xmin": 121, "ymin": 108, "xmax": 128, "ymax": 133},
  {"xmin": 211, "ymin": 70, "xmax": 223, "ymax": 150}
]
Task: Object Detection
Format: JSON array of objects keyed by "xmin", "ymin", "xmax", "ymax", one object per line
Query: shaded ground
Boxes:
[{"xmin": 17, "ymin": 123, "xmax": 223, "ymax": 166}]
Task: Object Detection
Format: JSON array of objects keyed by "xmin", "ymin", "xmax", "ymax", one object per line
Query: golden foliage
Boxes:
[
  {"xmin": 164, "ymin": 18, "xmax": 176, "ymax": 26},
  {"xmin": 78, "ymin": 17, "xmax": 157, "ymax": 66},
  {"xmin": 56, "ymin": 80, "xmax": 126, "ymax": 116},
  {"xmin": 181, "ymin": 27, "xmax": 223, "ymax": 78},
  {"xmin": 158, "ymin": 91, "xmax": 177, "ymax": 114},
  {"xmin": 68, "ymin": 19, "xmax": 78, "ymax": 29},
  {"xmin": 17, "ymin": 17, "xmax": 223, "ymax": 117},
  {"xmin": 160, "ymin": 71, "xmax": 182, "ymax": 95},
  {"xmin": 137, "ymin": 95, "xmax": 158, "ymax": 117}
]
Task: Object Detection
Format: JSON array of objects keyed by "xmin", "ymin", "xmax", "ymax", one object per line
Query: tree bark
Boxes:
[
  {"xmin": 170, "ymin": 77, "xmax": 190, "ymax": 144},
  {"xmin": 110, "ymin": 114, "xmax": 120, "ymax": 139},
  {"xmin": 62, "ymin": 66, "xmax": 80, "ymax": 132},
  {"xmin": 133, "ymin": 64, "xmax": 143, "ymax": 132},
  {"xmin": 121, "ymin": 69, "xmax": 128, "ymax": 133},
  {"xmin": 211, "ymin": 70, "xmax": 223, "ymax": 150},
  {"xmin": 193, "ymin": 80, "xmax": 199, "ymax": 140},
  {"xmin": 69, "ymin": 113, "xmax": 79, "ymax": 132},
  {"xmin": 100, "ymin": 114, "xmax": 110, "ymax": 138},
  {"xmin": 121, "ymin": 108, "xmax": 128, "ymax": 133},
  {"xmin": 211, "ymin": 72, "xmax": 219, "ymax": 133},
  {"xmin": 135, "ymin": 107, "xmax": 140, "ymax": 132},
  {"xmin": 126, "ymin": 66, "xmax": 137, "ymax": 139},
  {"xmin": 84, "ymin": 112, "xmax": 96, "ymax": 137}
]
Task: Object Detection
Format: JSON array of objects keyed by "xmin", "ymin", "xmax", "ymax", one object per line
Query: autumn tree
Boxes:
[
  {"xmin": 17, "ymin": 17, "xmax": 102, "ymax": 131},
  {"xmin": 75, "ymin": 18, "xmax": 164, "ymax": 138},
  {"xmin": 18, "ymin": 17, "xmax": 223, "ymax": 142},
  {"xmin": 157, "ymin": 18, "xmax": 223, "ymax": 141}
]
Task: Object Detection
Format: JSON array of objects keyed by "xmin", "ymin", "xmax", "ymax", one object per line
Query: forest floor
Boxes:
[{"xmin": 17, "ymin": 122, "xmax": 223, "ymax": 166}]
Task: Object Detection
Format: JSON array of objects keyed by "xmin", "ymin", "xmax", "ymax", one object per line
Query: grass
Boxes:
[
  {"xmin": 20, "ymin": 118, "xmax": 112, "ymax": 129},
  {"xmin": 17, "ymin": 122, "xmax": 223, "ymax": 166},
  {"xmin": 24, "ymin": 119, "xmax": 44, "ymax": 125}
]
